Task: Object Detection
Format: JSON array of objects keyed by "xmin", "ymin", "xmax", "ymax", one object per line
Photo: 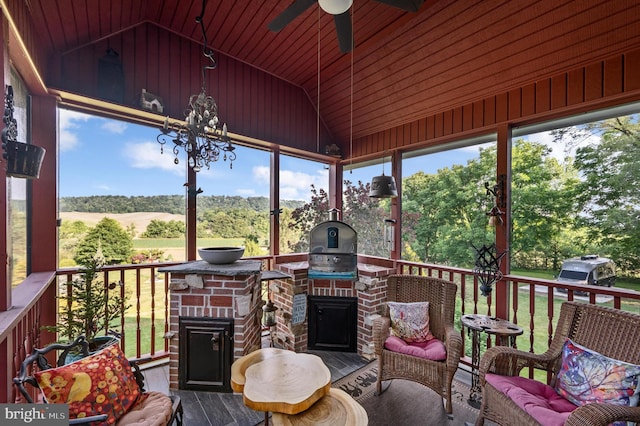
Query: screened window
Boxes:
[
  {"xmin": 401, "ymin": 138, "xmax": 497, "ymax": 268},
  {"xmin": 278, "ymin": 154, "xmax": 328, "ymax": 255}
]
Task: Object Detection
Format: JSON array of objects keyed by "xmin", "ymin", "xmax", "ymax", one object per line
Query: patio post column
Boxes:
[
  {"xmin": 495, "ymin": 124, "xmax": 511, "ymax": 321},
  {"xmin": 270, "ymin": 148, "xmax": 280, "ymax": 255},
  {"xmin": 186, "ymin": 163, "xmax": 197, "ymax": 261},
  {"xmin": 329, "ymin": 161, "xmax": 342, "ymax": 213},
  {"xmin": 390, "ymin": 151, "xmax": 401, "ymax": 260}
]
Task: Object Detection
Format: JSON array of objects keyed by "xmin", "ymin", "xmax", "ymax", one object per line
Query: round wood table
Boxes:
[
  {"xmin": 271, "ymin": 388, "xmax": 368, "ymax": 426},
  {"xmin": 231, "ymin": 348, "xmax": 333, "ymax": 425}
]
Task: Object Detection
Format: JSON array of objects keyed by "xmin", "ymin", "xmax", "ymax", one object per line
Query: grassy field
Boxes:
[{"xmin": 133, "ymin": 237, "xmax": 244, "ymax": 262}]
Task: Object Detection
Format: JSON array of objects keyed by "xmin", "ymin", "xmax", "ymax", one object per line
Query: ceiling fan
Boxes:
[{"xmin": 268, "ymin": 0, "xmax": 424, "ymax": 53}]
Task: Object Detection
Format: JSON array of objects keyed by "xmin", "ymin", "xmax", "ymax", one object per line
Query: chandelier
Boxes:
[{"xmin": 156, "ymin": 0, "xmax": 235, "ymax": 172}]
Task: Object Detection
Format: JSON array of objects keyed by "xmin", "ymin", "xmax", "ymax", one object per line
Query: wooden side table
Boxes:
[
  {"xmin": 271, "ymin": 388, "xmax": 368, "ymax": 426},
  {"xmin": 460, "ymin": 314, "xmax": 523, "ymax": 408},
  {"xmin": 231, "ymin": 348, "xmax": 332, "ymax": 425}
]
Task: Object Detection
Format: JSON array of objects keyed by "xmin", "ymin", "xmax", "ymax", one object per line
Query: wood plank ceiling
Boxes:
[{"xmin": 25, "ymin": 0, "xmax": 640, "ymax": 149}]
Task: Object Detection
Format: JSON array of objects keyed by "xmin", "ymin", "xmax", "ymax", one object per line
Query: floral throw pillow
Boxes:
[
  {"xmin": 555, "ymin": 338, "xmax": 640, "ymax": 410},
  {"xmin": 35, "ymin": 343, "xmax": 141, "ymax": 425},
  {"xmin": 388, "ymin": 301, "xmax": 434, "ymax": 343}
]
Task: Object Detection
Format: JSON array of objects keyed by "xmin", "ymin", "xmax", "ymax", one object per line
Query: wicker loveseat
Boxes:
[
  {"xmin": 372, "ymin": 274, "xmax": 462, "ymax": 414},
  {"xmin": 476, "ymin": 301, "xmax": 640, "ymax": 426},
  {"xmin": 14, "ymin": 336, "xmax": 183, "ymax": 426}
]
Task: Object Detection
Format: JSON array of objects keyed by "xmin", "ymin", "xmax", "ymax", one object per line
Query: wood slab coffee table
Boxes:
[
  {"xmin": 231, "ymin": 348, "xmax": 332, "ymax": 424},
  {"xmin": 271, "ymin": 388, "xmax": 368, "ymax": 426}
]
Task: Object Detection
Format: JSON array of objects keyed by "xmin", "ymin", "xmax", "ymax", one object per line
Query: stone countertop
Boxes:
[{"xmin": 159, "ymin": 259, "xmax": 262, "ymax": 276}]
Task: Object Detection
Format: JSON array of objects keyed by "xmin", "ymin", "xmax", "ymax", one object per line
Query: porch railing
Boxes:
[{"xmin": 2, "ymin": 255, "xmax": 639, "ymax": 402}]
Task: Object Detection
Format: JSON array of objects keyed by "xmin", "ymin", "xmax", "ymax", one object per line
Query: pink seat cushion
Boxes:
[
  {"xmin": 485, "ymin": 374, "xmax": 578, "ymax": 426},
  {"xmin": 383, "ymin": 335, "xmax": 447, "ymax": 361}
]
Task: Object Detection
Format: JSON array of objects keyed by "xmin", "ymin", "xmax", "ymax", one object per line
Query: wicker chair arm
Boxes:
[
  {"xmin": 478, "ymin": 346, "xmax": 556, "ymax": 384},
  {"xmin": 444, "ymin": 325, "xmax": 462, "ymax": 370},
  {"xmin": 372, "ymin": 315, "xmax": 391, "ymax": 355},
  {"xmin": 565, "ymin": 402, "xmax": 640, "ymax": 426}
]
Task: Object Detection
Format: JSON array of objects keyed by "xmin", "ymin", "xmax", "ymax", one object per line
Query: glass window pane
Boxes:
[
  {"xmin": 279, "ymin": 155, "xmax": 329, "ymax": 254},
  {"xmin": 58, "ymin": 110, "xmax": 187, "ymax": 266},
  {"xmin": 401, "ymin": 140, "xmax": 497, "ymax": 268},
  {"xmin": 8, "ymin": 71, "xmax": 28, "ymax": 285},
  {"xmin": 196, "ymin": 145, "xmax": 271, "ymax": 256},
  {"xmin": 512, "ymin": 107, "xmax": 640, "ymax": 281},
  {"xmin": 343, "ymin": 162, "xmax": 391, "ymax": 257}
]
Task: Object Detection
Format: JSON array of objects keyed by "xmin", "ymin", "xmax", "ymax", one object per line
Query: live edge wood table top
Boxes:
[{"xmin": 231, "ymin": 348, "xmax": 331, "ymax": 415}]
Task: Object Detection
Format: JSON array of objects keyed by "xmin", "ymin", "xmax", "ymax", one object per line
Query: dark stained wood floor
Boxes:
[{"xmin": 140, "ymin": 349, "xmax": 369, "ymax": 426}]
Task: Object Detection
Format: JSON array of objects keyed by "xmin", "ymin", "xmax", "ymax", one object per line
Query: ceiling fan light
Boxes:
[{"xmin": 318, "ymin": 0, "xmax": 353, "ymax": 15}]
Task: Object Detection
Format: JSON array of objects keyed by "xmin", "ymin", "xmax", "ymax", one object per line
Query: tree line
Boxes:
[{"xmin": 60, "ymin": 195, "xmax": 304, "ymax": 214}]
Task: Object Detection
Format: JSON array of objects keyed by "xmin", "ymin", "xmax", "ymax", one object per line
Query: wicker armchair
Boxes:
[
  {"xmin": 476, "ymin": 301, "xmax": 640, "ymax": 426},
  {"xmin": 372, "ymin": 274, "xmax": 462, "ymax": 414}
]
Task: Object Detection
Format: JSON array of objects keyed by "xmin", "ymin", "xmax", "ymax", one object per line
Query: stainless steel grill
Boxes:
[{"xmin": 308, "ymin": 209, "xmax": 358, "ymax": 280}]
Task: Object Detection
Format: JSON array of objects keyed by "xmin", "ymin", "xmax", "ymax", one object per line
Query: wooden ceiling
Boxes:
[{"xmin": 22, "ymin": 0, "xmax": 640, "ymax": 148}]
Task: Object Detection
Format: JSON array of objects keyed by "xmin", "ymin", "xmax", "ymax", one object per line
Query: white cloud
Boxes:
[
  {"xmin": 59, "ymin": 109, "xmax": 92, "ymax": 151},
  {"xmin": 249, "ymin": 165, "xmax": 327, "ymax": 200},
  {"xmin": 101, "ymin": 121, "xmax": 127, "ymax": 134},
  {"xmin": 525, "ymin": 131, "xmax": 601, "ymax": 164},
  {"xmin": 123, "ymin": 140, "xmax": 185, "ymax": 175}
]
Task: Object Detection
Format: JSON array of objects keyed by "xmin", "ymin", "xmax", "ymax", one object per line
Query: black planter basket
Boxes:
[{"xmin": 4, "ymin": 140, "xmax": 46, "ymax": 179}]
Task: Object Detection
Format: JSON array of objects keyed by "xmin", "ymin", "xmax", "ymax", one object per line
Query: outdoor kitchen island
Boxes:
[
  {"xmin": 160, "ymin": 259, "xmax": 265, "ymax": 391},
  {"xmin": 267, "ymin": 258, "xmax": 395, "ymax": 360},
  {"xmin": 161, "ymin": 256, "xmax": 395, "ymax": 391}
]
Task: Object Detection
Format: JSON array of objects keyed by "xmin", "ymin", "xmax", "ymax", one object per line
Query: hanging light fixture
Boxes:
[
  {"xmin": 318, "ymin": 0, "xmax": 353, "ymax": 14},
  {"xmin": 369, "ymin": 156, "xmax": 398, "ymax": 198},
  {"xmin": 262, "ymin": 299, "xmax": 278, "ymax": 328},
  {"xmin": 156, "ymin": 0, "xmax": 235, "ymax": 172}
]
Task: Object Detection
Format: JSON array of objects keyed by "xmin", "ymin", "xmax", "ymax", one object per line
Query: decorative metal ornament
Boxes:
[{"xmin": 472, "ymin": 243, "xmax": 507, "ymax": 296}]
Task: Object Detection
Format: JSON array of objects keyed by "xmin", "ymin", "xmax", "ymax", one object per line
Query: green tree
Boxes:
[
  {"xmin": 74, "ymin": 217, "xmax": 133, "ymax": 265},
  {"xmin": 44, "ymin": 256, "xmax": 129, "ymax": 344},
  {"xmin": 571, "ymin": 116, "xmax": 640, "ymax": 274},
  {"xmin": 289, "ymin": 182, "xmax": 388, "ymax": 257},
  {"xmin": 510, "ymin": 139, "xmax": 582, "ymax": 270},
  {"xmin": 141, "ymin": 219, "xmax": 185, "ymax": 238}
]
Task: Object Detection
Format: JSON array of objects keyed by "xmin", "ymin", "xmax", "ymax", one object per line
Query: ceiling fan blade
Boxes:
[
  {"xmin": 268, "ymin": 0, "xmax": 318, "ymax": 32},
  {"xmin": 373, "ymin": 0, "xmax": 424, "ymax": 12},
  {"xmin": 334, "ymin": 11, "xmax": 353, "ymax": 53}
]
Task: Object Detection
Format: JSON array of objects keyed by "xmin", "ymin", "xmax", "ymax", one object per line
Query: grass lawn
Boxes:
[{"xmin": 133, "ymin": 237, "xmax": 244, "ymax": 249}]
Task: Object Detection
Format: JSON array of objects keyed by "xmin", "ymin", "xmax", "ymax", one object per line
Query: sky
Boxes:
[{"xmin": 58, "ymin": 108, "xmax": 576, "ymax": 201}]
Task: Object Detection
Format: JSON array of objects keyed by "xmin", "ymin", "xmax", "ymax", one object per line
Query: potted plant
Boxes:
[{"xmin": 45, "ymin": 255, "xmax": 130, "ymax": 362}]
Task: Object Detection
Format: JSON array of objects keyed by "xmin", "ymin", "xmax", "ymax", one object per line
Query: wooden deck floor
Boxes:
[{"xmin": 140, "ymin": 350, "xmax": 369, "ymax": 426}]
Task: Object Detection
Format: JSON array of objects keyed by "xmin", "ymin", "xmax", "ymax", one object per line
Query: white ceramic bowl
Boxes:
[{"xmin": 198, "ymin": 247, "xmax": 245, "ymax": 264}]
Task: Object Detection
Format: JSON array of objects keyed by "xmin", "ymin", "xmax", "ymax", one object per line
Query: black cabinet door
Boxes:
[
  {"xmin": 179, "ymin": 317, "xmax": 233, "ymax": 392},
  {"xmin": 308, "ymin": 296, "xmax": 357, "ymax": 352}
]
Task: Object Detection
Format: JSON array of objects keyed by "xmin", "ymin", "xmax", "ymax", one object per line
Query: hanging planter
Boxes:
[
  {"xmin": 1, "ymin": 85, "xmax": 46, "ymax": 179},
  {"xmin": 3, "ymin": 140, "xmax": 46, "ymax": 179}
]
